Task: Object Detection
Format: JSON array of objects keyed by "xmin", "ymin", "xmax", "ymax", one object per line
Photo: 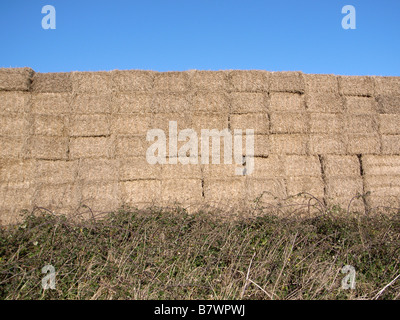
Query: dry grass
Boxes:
[{"xmin": 0, "ymin": 205, "xmax": 400, "ymax": 300}]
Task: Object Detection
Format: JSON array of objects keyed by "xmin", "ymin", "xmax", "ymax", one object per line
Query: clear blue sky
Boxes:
[{"xmin": 1, "ymin": 0, "xmax": 399, "ymax": 75}]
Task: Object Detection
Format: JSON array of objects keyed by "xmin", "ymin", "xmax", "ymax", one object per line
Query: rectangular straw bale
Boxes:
[
  {"xmin": 286, "ymin": 176, "xmax": 324, "ymax": 198},
  {"xmin": 250, "ymin": 155, "xmax": 285, "ymax": 178},
  {"xmin": 269, "ymin": 134, "xmax": 308, "ymax": 155},
  {"xmin": 338, "ymin": 76, "xmax": 374, "ymax": 96},
  {"xmin": 230, "ymin": 92, "xmax": 267, "ymax": 113},
  {"xmin": 382, "ymin": 135, "xmax": 400, "ymax": 155},
  {"xmin": 77, "ymin": 158, "xmax": 117, "ymax": 182},
  {"xmin": 162, "ymin": 162, "xmax": 202, "ymax": 179},
  {"xmin": 151, "ymin": 113, "xmax": 192, "ymax": 135},
  {"xmin": 306, "ymin": 92, "xmax": 344, "ymax": 113},
  {"xmin": 32, "ymin": 92, "xmax": 70, "ymax": 115},
  {"xmin": 0, "ymin": 68, "xmax": 34, "ymax": 91},
  {"xmin": 229, "ymin": 70, "xmax": 269, "ymax": 92},
  {"xmin": 252, "ymin": 135, "xmax": 270, "ymax": 156},
  {"xmin": 0, "ymin": 160, "xmax": 36, "ymax": 183},
  {"xmin": 152, "ymin": 92, "xmax": 190, "ymax": 113},
  {"xmin": 81, "ymin": 182, "xmax": 120, "ymax": 210},
  {"xmin": 153, "ymin": 72, "xmax": 189, "ymax": 92},
  {"xmin": 376, "ymin": 95, "xmax": 400, "ymax": 114},
  {"xmin": 309, "ymin": 134, "xmax": 346, "ymax": 155},
  {"xmin": 33, "ymin": 115, "xmax": 66, "ymax": 136},
  {"xmin": 204, "ymin": 178, "xmax": 247, "ymax": 203},
  {"xmin": 29, "ymin": 136, "xmax": 68, "ymax": 160},
  {"xmin": 120, "ymin": 180, "xmax": 161, "ymax": 204},
  {"xmin": 344, "ymin": 96, "xmax": 377, "ymax": 114},
  {"xmin": 343, "ymin": 114, "xmax": 378, "ymax": 134},
  {"xmin": 191, "ymin": 114, "xmax": 229, "ymax": 132},
  {"xmin": 116, "ymin": 136, "xmax": 147, "ymax": 157},
  {"xmin": 192, "ymin": 92, "xmax": 229, "ymax": 113},
  {"xmin": 326, "ymin": 176, "xmax": 364, "ymax": 199},
  {"xmin": 161, "ymin": 179, "xmax": 203, "ymax": 203},
  {"xmin": 188, "ymin": 70, "xmax": 228, "ymax": 91},
  {"xmin": 112, "ymin": 70, "xmax": 155, "ymax": 92},
  {"xmin": 112, "ymin": 92, "xmax": 152, "ymax": 113},
  {"xmin": 71, "ymin": 93, "xmax": 111, "ymax": 114},
  {"xmin": 32, "ymin": 72, "xmax": 72, "ymax": 93},
  {"xmin": 70, "ymin": 137, "xmax": 112, "ymax": 159},
  {"xmin": 118, "ymin": 157, "xmax": 161, "ymax": 181},
  {"xmin": 36, "ymin": 160, "xmax": 78, "ymax": 184},
  {"xmin": 35, "ymin": 183, "xmax": 81, "ymax": 210},
  {"xmin": 363, "ymin": 155, "xmax": 400, "ymax": 176},
  {"xmin": 246, "ymin": 178, "xmax": 287, "ymax": 202},
  {"xmin": 0, "ymin": 183, "xmax": 34, "ymax": 211},
  {"xmin": 304, "ymin": 74, "xmax": 338, "ymax": 93},
  {"xmin": 112, "ymin": 114, "xmax": 150, "ymax": 136},
  {"xmin": 230, "ymin": 113, "xmax": 269, "ymax": 134},
  {"xmin": 379, "ymin": 114, "xmax": 400, "ymax": 134},
  {"xmin": 323, "ymin": 155, "xmax": 360, "ymax": 177},
  {"xmin": 284, "ymin": 155, "xmax": 321, "ymax": 177},
  {"xmin": 0, "ymin": 137, "xmax": 24, "ymax": 159},
  {"xmin": 345, "ymin": 134, "xmax": 380, "ymax": 155},
  {"xmin": 269, "ymin": 71, "xmax": 304, "ymax": 93},
  {"xmin": 364, "ymin": 176, "xmax": 400, "ymax": 207},
  {"xmin": 0, "ymin": 114, "xmax": 29, "ymax": 136},
  {"xmin": 202, "ymin": 163, "xmax": 243, "ymax": 179},
  {"xmin": 269, "ymin": 92, "xmax": 305, "ymax": 111},
  {"xmin": 71, "ymin": 71, "xmax": 111, "ymax": 94},
  {"xmin": 70, "ymin": 114, "xmax": 110, "ymax": 137},
  {"xmin": 0, "ymin": 92, "xmax": 30, "ymax": 114},
  {"xmin": 270, "ymin": 112, "xmax": 309, "ymax": 134},
  {"xmin": 374, "ymin": 77, "xmax": 400, "ymax": 95},
  {"xmin": 310, "ymin": 113, "xmax": 342, "ymax": 134}
]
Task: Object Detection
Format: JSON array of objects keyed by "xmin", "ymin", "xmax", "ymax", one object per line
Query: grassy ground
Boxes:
[{"xmin": 1, "ymin": 206, "xmax": 400, "ymax": 300}]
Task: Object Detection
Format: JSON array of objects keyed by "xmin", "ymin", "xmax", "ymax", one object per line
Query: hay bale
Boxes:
[
  {"xmin": 32, "ymin": 72, "xmax": 72, "ymax": 93},
  {"xmin": 304, "ymin": 74, "xmax": 338, "ymax": 93},
  {"xmin": 0, "ymin": 183, "xmax": 35, "ymax": 211},
  {"xmin": 230, "ymin": 92, "xmax": 267, "ymax": 113},
  {"xmin": 71, "ymin": 71, "xmax": 111, "ymax": 94},
  {"xmin": 77, "ymin": 158, "xmax": 117, "ymax": 182},
  {"xmin": 0, "ymin": 137, "xmax": 24, "ymax": 159},
  {"xmin": 153, "ymin": 71, "xmax": 189, "ymax": 92},
  {"xmin": 71, "ymin": 93, "xmax": 111, "ymax": 114},
  {"xmin": 230, "ymin": 113, "xmax": 269, "ymax": 135},
  {"xmin": 153, "ymin": 92, "xmax": 190, "ymax": 113},
  {"xmin": 0, "ymin": 114, "xmax": 29, "ymax": 137},
  {"xmin": 34, "ymin": 183, "xmax": 81, "ymax": 212},
  {"xmin": 203, "ymin": 163, "xmax": 244, "ymax": 179},
  {"xmin": 188, "ymin": 70, "xmax": 229, "ymax": 91},
  {"xmin": 162, "ymin": 162, "xmax": 202, "ymax": 179},
  {"xmin": 204, "ymin": 178, "xmax": 247, "ymax": 203},
  {"xmin": 32, "ymin": 92, "xmax": 71, "ymax": 115},
  {"xmin": 253, "ymin": 135, "xmax": 269, "ymax": 156},
  {"xmin": 310, "ymin": 113, "xmax": 342, "ymax": 134},
  {"xmin": 269, "ymin": 71, "xmax": 304, "ymax": 93},
  {"xmin": 376, "ymin": 95, "xmax": 400, "ymax": 114},
  {"xmin": 70, "ymin": 114, "xmax": 110, "ymax": 137},
  {"xmin": 120, "ymin": 180, "xmax": 161, "ymax": 204},
  {"xmin": 270, "ymin": 112, "xmax": 309, "ymax": 134},
  {"xmin": 118, "ymin": 157, "xmax": 161, "ymax": 181},
  {"xmin": 112, "ymin": 70, "xmax": 155, "ymax": 92},
  {"xmin": 284, "ymin": 155, "xmax": 321, "ymax": 177},
  {"xmin": 379, "ymin": 114, "xmax": 400, "ymax": 134},
  {"xmin": 36, "ymin": 160, "xmax": 78, "ymax": 184},
  {"xmin": 161, "ymin": 179, "xmax": 203, "ymax": 203},
  {"xmin": 0, "ymin": 92, "xmax": 30, "ymax": 114},
  {"xmin": 69, "ymin": 137, "xmax": 112, "ymax": 159},
  {"xmin": 192, "ymin": 91, "xmax": 228, "ymax": 113},
  {"xmin": 81, "ymin": 182, "xmax": 120, "ymax": 211},
  {"xmin": 326, "ymin": 176, "xmax": 364, "ymax": 199},
  {"xmin": 0, "ymin": 68, "xmax": 34, "ymax": 91},
  {"xmin": 269, "ymin": 134, "xmax": 308, "ymax": 155},
  {"xmin": 269, "ymin": 92, "xmax": 305, "ymax": 112},
  {"xmin": 306, "ymin": 92, "xmax": 343, "ymax": 113},
  {"xmin": 363, "ymin": 155, "xmax": 400, "ymax": 176},
  {"xmin": 248, "ymin": 155, "xmax": 285, "ymax": 178},
  {"xmin": 0, "ymin": 160, "xmax": 36, "ymax": 183},
  {"xmin": 191, "ymin": 113, "xmax": 229, "ymax": 132},
  {"xmin": 323, "ymin": 155, "xmax": 360, "ymax": 177},
  {"xmin": 374, "ymin": 76, "xmax": 400, "ymax": 95},
  {"xmin": 309, "ymin": 134, "xmax": 346, "ymax": 155},
  {"xmin": 338, "ymin": 76, "xmax": 374, "ymax": 96},
  {"xmin": 112, "ymin": 92, "xmax": 152, "ymax": 113},
  {"xmin": 382, "ymin": 135, "xmax": 400, "ymax": 155},
  {"xmin": 343, "ymin": 114, "xmax": 378, "ymax": 134},
  {"xmin": 286, "ymin": 176, "xmax": 324, "ymax": 198},
  {"xmin": 344, "ymin": 96, "xmax": 377, "ymax": 114},
  {"xmin": 246, "ymin": 177, "xmax": 287, "ymax": 203},
  {"xmin": 33, "ymin": 115, "xmax": 66, "ymax": 136},
  {"xmin": 229, "ymin": 70, "xmax": 269, "ymax": 92},
  {"xmin": 345, "ymin": 134, "xmax": 380, "ymax": 155},
  {"xmin": 112, "ymin": 114, "xmax": 150, "ymax": 136},
  {"xmin": 29, "ymin": 136, "xmax": 68, "ymax": 160},
  {"xmin": 115, "ymin": 136, "xmax": 146, "ymax": 157}
]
